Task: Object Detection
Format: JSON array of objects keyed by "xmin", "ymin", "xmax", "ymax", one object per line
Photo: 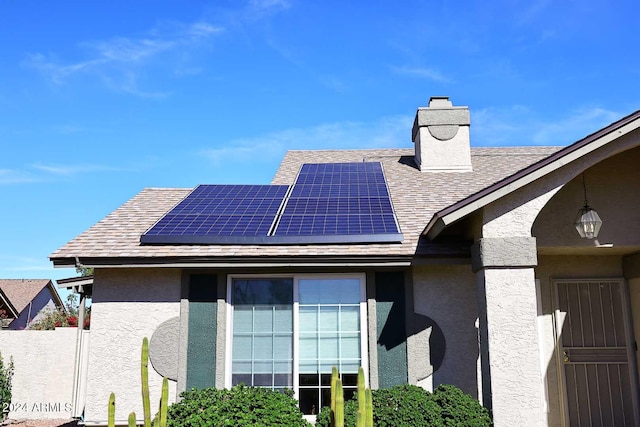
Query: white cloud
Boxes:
[
  {"xmin": 472, "ymin": 105, "xmax": 621, "ymax": 146},
  {"xmin": 24, "ymin": 20, "xmax": 224, "ymax": 93},
  {"xmin": 0, "ymin": 168, "xmax": 38, "ymax": 184},
  {"xmin": 246, "ymin": 0, "xmax": 291, "ymax": 19},
  {"xmin": 202, "ymin": 115, "xmax": 412, "ymax": 164},
  {"xmin": 0, "ymin": 163, "xmax": 123, "ymax": 184},
  {"xmin": 532, "ymin": 107, "xmax": 620, "ymax": 145},
  {"xmin": 30, "ymin": 163, "xmax": 121, "ymax": 176},
  {"xmin": 391, "ymin": 65, "xmax": 453, "ymax": 83}
]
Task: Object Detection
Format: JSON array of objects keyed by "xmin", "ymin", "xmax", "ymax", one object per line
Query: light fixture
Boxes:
[{"xmin": 574, "ymin": 173, "xmax": 602, "ymax": 239}]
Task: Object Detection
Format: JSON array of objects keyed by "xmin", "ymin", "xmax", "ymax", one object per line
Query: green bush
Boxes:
[
  {"xmin": 431, "ymin": 384, "xmax": 492, "ymax": 426},
  {"xmin": 0, "ymin": 351, "xmax": 15, "ymax": 421},
  {"xmin": 315, "ymin": 384, "xmax": 491, "ymax": 427},
  {"xmin": 167, "ymin": 385, "xmax": 310, "ymax": 427}
]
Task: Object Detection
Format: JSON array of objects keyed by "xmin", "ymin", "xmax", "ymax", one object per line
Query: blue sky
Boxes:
[{"xmin": 1, "ymin": 0, "xmax": 639, "ymax": 288}]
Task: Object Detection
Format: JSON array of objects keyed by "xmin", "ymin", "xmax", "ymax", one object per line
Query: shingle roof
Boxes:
[
  {"xmin": 0, "ymin": 279, "xmax": 55, "ymax": 314},
  {"xmin": 50, "ymin": 146, "xmax": 560, "ymax": 264}
]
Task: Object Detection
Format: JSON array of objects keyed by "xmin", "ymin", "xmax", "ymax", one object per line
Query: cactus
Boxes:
[
  {"xmin": 107, "ymin": 338, "xmax": 169, "ymax": 427},
  {"xmin": 365, "ymin": 389, "xmax": 373, "ymax": 427},
  {"xmin": 141, "ymin": 337, "xmax": 151, "ymax": 427},
  {"xmin": 357, "ymin": 367, "xmax": 366, "ymax": 424},
  {"xmin": 159, "ymin": 377, "xmax": 168, "ymax": 427},
  {"xmin": 331, "ymin": 366, "xmax": 339, "ymax": 417},
  {"xmin": 108, "ymin": 393, "xmax": 116, "ymax": 427},
  {"xmin": 334, "ymin": 378, "xmax": 344, "ymax": 427}
]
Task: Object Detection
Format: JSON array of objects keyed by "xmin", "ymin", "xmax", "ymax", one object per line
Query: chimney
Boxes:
[{"xmin": 411, "ymin": 96, "xmax": 472, "ymax": 172}]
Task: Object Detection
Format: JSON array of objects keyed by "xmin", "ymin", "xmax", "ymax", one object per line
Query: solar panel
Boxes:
[
  {"xmin": 272, "ymin": 162, "xmax": 402, "ymax": 243},
  {"xmin": 140, "ymin": 162, "xmax": 403, "ymax": 245},
  {"xmin": 140, "ymin": 185, "xmax": 290, "ymax": 244}
]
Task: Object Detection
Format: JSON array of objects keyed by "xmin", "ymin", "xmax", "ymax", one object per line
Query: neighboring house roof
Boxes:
[
  {"xmin": 49, "ymin": 146, "xmax": 559, "ymax": 267},
  {"xmin": 0, "ymin": 279, "xmax": 63, "ymax": 315},
  {"xmin": 0, "ymin": 286, "xmax": 19, "ymax": 320}
]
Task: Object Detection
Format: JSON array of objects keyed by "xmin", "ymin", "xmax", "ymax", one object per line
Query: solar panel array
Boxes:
[
  {"xmin": 140, "ymin": 185, "xmax": 289, "ymax": 244},
  {"xmin": 273, "ymin": 163, "xmax": 400, "ymax": 239},
  {"xmin": 141, "ymin": 162, "xmax": 403, "ymax": 245}
]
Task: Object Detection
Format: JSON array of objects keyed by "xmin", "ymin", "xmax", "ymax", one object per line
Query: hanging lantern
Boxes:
[
  {"xmin": 574, "ymin": 205, "xmax": 602, "ymax": 239},
  {"xmin": 574, "ymin": 173, "xmax": 602, "ymax": 239}
]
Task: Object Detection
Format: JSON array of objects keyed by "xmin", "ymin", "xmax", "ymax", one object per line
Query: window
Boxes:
[{"xmin": 227, "ymin": 274, "xmax": 367, "ymax": 415}]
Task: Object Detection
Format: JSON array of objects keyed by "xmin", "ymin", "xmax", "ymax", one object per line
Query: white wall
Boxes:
[
  {"xmin": 83, "ymin": 268, "xmax": 181, "ymax": 425},
  {"xmin": 0, "ymin": 327, "xmax": 78, "ymax": 420}
]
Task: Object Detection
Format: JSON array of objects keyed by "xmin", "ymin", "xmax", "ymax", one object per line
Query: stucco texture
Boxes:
[
  {"xmin": 0, "ymin": 328, "xmax": 77, "ymax": 419},
  {"xmin": 83, "ymin": 268, "xmax": 181, "ymax": 424},
  {"xmin": 411, "ymin": 264, "xmax": 479, "ymax": 397}
]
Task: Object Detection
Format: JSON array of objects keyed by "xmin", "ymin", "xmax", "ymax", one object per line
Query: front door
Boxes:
[{"xmin": 554, "ymin": 279, "xmax": 639, "ymax": 426}]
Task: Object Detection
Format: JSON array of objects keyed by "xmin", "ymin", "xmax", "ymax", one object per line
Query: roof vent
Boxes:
[{"xmin": 411, "ymin": 96, "xmax": 472, "ymax": 172}]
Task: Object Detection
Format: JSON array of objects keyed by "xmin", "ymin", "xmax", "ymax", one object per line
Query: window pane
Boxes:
[
  {"xmin": 299, "ymin": 279, "xmax": 360, "ymax": 304},
  {"xmin": 254, "ymin": 360, "xmax": 273, "ymax": 373},
  {"xmin": 319, "ymin": 306, "xmax": 338, "ymax": 331},
  {"xmin": 341, "ymin": 334, "xmax": 360, "ymax": 359},
  {"xmin": 254, "ymin": 373, "xmax": 273, "ymax": 387},
  {"xmin": 299, "ymin": 360, "xmax": 317, "ymax": 372},
  {"xmin": 274, "ymin": 361, "xmax": 292, "ymax": 374},
  {"xmin": 234, "ymin": 278, "xmax": 293, "ymax": 304},
  {"xmin": 300, "ymin": 374, "xmax": 319, "ymax": 386},
  {"xmin": 232, "ymin": 336, "xmax": 252, "ymax": 359},
  {"xmin": 299, "ymin": 333, "xmax": 317, "ymax": 360},
  {"xmin": 234, "ymin": 307, "xmax": 253, "ymax": 331},
  {"xmin": 341, "ymin": 360, "xmax": 360, "ymax": 372},
  {"xmin": 340, "ymin": 306, "xmax": 360, "ymax": 331},
  {"xmin": 233, "ymin": 361, "xmax": 252, "ymax": 374},
  {"xmin": 254, "ymin": 307, "xmax": 273, "ymax": 332},
  {"xmin": 299, "ymin": 306, "xmax": 318, "ymax": 332},
  {"xmin": 232, "ymin": 278, "xmax": 293, "ymax": 389},
  {"xmin": 274, "ymin": 306, "xmax": 292, "ymax": 330},
  {"xmin": 320, "ymin": 335, "xmax": 338, "ymax": 359},
  {"xmin": 273, "ymin": 334, "xmax": 292, "ymax": 359},
  {"xmin": 232, "ymin": 374, "xmax": 251, "ymax": 386},
  {"xmin": 299, "ymin": 389, "xmax": 320, "ymax": 415},
  {"xmin": 274, "ymin": 373, "xmax": 292, "ymax": 387},
  {"xmin": 254, "ymin": 335, "xmax": 273, "ymax": 356}
]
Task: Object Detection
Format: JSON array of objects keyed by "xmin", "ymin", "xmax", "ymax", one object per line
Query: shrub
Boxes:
[
  {"xmin": 373, "ymin": 384, "xmax": 443, "ymax": 427},
  {"xmin": 167, "ymin": 385, "xmax": 311, "ymax": 427},
  {"xmin": 28, "ymin": 294, "xmax": 91, "ymax": 330},
  {"xmin": 431, "ymin": 384, "xmax": 492, "ymax": 426},
  {"xmin": 315, "ymin": 384, "xmax": 492, "ymax": 427},
  {"xmin": 0, "ymin": 351, "xmax": 15, "ymax": 421}
]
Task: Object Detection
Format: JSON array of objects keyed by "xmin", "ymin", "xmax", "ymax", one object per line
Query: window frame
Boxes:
[{"xmin": 225, "ymin": 273, "xmax": 369, "ymax": 402}]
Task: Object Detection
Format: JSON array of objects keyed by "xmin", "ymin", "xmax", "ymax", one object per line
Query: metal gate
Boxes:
[{"xmin": 554, "ymin": 279, "xmax": 639, "ymax": 426}]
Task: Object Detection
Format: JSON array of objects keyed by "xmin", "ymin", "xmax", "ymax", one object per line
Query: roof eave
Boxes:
[
  {"xmin": 50, "ymin": 255, "xmax": 413, "ymax": 269},
  {"xmin": 423, "ymin": 109, "xmax": 640, "ymax": 239}
]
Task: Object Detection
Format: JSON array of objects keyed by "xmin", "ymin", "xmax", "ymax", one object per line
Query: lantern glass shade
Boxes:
[{"xmin": 574, "ymin": 206, "xmax": 602, "ymax": 239}]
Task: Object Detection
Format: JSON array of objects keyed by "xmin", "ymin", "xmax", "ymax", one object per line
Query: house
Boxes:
[
  {"xmin": 50, "ymin": 97, "xmax": 640, "ymax": 426},
  {"xmin": 0, "ymin": 279, "xmax": 64, "ymax": 329}
]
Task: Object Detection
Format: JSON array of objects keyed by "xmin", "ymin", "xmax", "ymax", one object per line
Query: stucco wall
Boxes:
[
  {"xmin": 534, "ymin": 147, "xmax": 640, "ymax": 250},
  {"xmin": 83, "ymin": 268, "xmax": 181, "ymax": 425},
  {"xmin": 411, "ymin": 264, "xmax": 479, "ymax": 397},
  {"xmin": 0, "ymin": 327, "xmax": 77, "ymax": 419},
  {"xmin": 535, "ymin": 255, "xmax": 625, "ymax": 427}
]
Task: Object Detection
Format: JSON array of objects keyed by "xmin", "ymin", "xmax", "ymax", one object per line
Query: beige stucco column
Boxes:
[
  {"xmin": 472, "ymin": 184, "xmax": 561, "ymax": 427},
  {"xmin": 473, "ymin": 237, "xmax": 544, "ymax": 426}
]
